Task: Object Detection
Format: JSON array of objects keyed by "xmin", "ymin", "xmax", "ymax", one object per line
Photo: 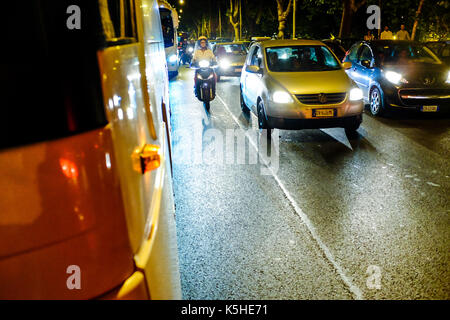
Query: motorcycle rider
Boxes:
[
  {"xmin": 191, "ymin": 36, "xmax": 217, "ymax": 97},
  {"xmin": 192, "ymin": 36, "xmax": 215, "ymax": 66}
]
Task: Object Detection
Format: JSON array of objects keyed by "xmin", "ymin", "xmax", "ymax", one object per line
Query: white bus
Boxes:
[{"xmin": 158, "ymin": 0, "xmax": 179, "ymax": 78}]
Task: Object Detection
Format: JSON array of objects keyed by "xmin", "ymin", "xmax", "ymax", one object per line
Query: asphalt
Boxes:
[{"xmin": 169, "ymin": 65, "xmax": 450, "ymax": 299}]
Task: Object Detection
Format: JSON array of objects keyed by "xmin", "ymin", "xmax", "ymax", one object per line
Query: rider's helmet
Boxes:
[{"xmin": 196, "ymin": 36, "xmax": 209, "ymax": 49}]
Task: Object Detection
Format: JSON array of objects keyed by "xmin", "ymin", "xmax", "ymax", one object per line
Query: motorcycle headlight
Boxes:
[
  {"xmin": 384, "ymin": 71, "xmax": 407, "ymax": 85},
  {"xmin": 220, "ymin": 59, "xmax": 231, "ymax": 69},
  {"xmin": 446, "ymin": 71, "xmax": 450, "ymax": 84},
  {"xmin": 349, "ymin": 87, "xmax": 363, "ymax": 101},
  {"xmin": 272, "ymin": 91, "xmax": 293, "ymax": 104},
  {"xmin": 168, "ymin": 54, "xmax": 177, "ymax": 63},
  {"xmin": 199, "ymin": 60, "xmax": 210, "ymax": 68}
]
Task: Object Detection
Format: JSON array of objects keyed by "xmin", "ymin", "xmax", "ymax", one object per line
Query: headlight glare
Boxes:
[
  {"xmin": 199, "ymin": 60, "xmax": 210, "ymax": 68},
  {"xmin": 385, "ymin": 71, "xmax": 403, "ymax": 85},
  {"xmin": 349, "ymin": 87, "xmax": 363, "ymax": 101},
  {"xmin": 446, "ymin": 71, "xmax": 450, "ymax": 84},
  {"xmin": 168, "ymin": 54, "xmax": 177, "ymax": 63},
  {"xmin": 220, "ymin": 59, "xmax": 231, "ymax": 69},
  {"xmin": 273, "ymin": 91, "xmax": 293, "ymax": 103}
]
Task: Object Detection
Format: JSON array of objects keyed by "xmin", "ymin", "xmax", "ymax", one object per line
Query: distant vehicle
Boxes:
[
  {"xmin": 322, "ymin": 39, "xmax": 347, "ymax": 62},
  {"xmin": 344, "ymin": 40, "xmax": 450, "ymax": 116},
  {"xmin": 213, "ymin": 42, "xmax": 248, "ymax": 81},
  {"xmin": 215, "ymin": 37, "xmax": 233, "ymax": 43},
  {"xmin": 240, "ymin": 39, "xmax": 364, "ymax": 138},
  {"xmin": 425, "ymin": 40, "xmax": 450, "ymax": 65},
  {"xmin": 0, "ymin": 0, "xmax": 180, "ymax": 299},
  {"xmin": 159, "ymin": 0, "xmax": 180, "ymax": 78}
]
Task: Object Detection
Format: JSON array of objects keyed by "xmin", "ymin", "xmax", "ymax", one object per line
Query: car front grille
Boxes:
[
  {"xmin": 398, "ymin": 88, "xmax": 450, "ymax": 106},
  {"xmin": 295, "ymin": 92, "xmax": 346, "ymax": 105}
]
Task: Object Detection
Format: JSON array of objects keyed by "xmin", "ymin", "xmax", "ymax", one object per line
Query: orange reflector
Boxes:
[{"xmin": 140, "ymin": 144, "xmax": 161, "ymax": 173}]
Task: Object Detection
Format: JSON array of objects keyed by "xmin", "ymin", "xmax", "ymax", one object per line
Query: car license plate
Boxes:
[
  {"xmin": 235, "ymin": 68, "xmax": 242, "ymax": 72},
  {"xmin": 421, "ymin": 105, "xmax": 438, "ymax": 112},
  {"xmin": 313, "ymin": 109, "xmax": 335, "ymax": 117}
]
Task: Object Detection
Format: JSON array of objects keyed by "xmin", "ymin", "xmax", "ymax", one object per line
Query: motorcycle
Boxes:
[
  {"xmin": 179, "ymin": 45, "xmax": 194, "ymax": 65},
  {"xmin": 192, "ymin": 60, "xmax": 217, "ymax": 112}
]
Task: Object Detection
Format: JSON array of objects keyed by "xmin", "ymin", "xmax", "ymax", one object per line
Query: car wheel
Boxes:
[
  {"xmin": 240, "ymin": 86, "xmax": 249, "ymax": 115},
  {"xmin": 257, "ymin": 100, "xmax": 272, "ymax": 139},
  {"xmin": 370, "ymin": 87, "xmax": 384, "ymax": 116},
  {"xmin": 203, "ymin": 101, "xmax": 210, "ymax": 112}
]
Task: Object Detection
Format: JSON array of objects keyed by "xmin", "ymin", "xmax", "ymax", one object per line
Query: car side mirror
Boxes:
[
  {"xmin": 361, "ymin": 59, "xmax": 372, "ymax": 68},
  {"xmin": 342, "ymin": 61, "xmax": 352, "ymax": 70},
  {"xmin": 246, "ymin": 65, "xmax": 262, "ymax": 74}
]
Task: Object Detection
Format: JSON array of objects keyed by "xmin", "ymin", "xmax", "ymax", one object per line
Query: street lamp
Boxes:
[{"xmin": 179, "ymin": 0, "xmax": 184, "ymax": 4}]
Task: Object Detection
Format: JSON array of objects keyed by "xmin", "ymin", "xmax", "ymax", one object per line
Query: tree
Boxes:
[
  {"xmin": 276, "ymin": 0, "xmax": 293, "ymax": 39},
  {"xmin": 227, "ymin": 0, "xmax": 240, "ymax": 40},
  {"xmin": 338, "ymin": 0, "xmax": 367, "ymax": 38},
  {"xmin": 411, "ymin": 0, "xmax": 425, "ymax": 40}
]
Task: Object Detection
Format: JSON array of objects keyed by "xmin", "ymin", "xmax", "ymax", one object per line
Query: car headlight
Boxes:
[
  {"xmin": 219, "ymin": 59, "xmax": 231, "ymax": 69},
  {"xmin": 272, "ymin": 91, "xmax": 293, "ymax": 104},
  {"xmin": 349, "ymin": 87, "xmax": 363, "ymax": 101},
  {"xmin": 199, "ymin": 60, "xmax": 210, "ymax": 68},
  {"xmin": 168, "ymin": 54, "xmax": 177, "ymax": 63},
  {"xmin": 384, "ymin": 70, "xmax": 408, "ymax": 85},
  {"xmin": 446, "ymin": 71, "xmax": 450, "ymax": 84}
]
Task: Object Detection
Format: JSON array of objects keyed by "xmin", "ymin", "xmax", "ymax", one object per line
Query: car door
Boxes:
[
  {"xmin": 344, "ymin": 43, "xmax": 362, "ymax": 83},
  {"xmin": 356, "ymin": 45, "xmax": 376, "ymax": 98},
  {"xmin": 244, "ymin": 45, "xmax": 263, "ymax": 109}
]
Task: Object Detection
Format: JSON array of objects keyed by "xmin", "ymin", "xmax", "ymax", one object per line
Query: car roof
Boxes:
[
  {"xmin": 214, "ymin": 41, "xmax": 247, "ymax": 45},
  {"xmin": 362, "ymin": 40, "xmax": 423, "ymax": 46},
  {"xmin": 258, "ymin": 39, "xmax": 326, "ymax": 49}
]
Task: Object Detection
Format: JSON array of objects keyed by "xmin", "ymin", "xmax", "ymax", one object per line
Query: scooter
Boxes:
[
  {"xmin": 192, "ymin": 60, "xmax": 217, "ymax": 112},
  {"xmin": 180, "ymin": 45, "xmax": 194, "ymax": 65}
]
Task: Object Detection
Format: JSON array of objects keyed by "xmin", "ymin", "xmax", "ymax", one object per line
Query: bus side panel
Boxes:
[
  {"xmin": 97, "ymin": 43, "xmax": 158, "ymax": 254},
  {"xmin": 0, "ymin": 128, "xmax": 134, "ymax": 299}
]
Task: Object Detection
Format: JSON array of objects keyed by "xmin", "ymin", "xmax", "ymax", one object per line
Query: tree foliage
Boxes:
[{"xmin": 176, "ymin": 0, "xmax": 450, "ymax": 41}]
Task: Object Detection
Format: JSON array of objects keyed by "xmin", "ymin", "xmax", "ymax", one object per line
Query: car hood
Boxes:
[
  {"xmin": 382, "ymin": 63, "xmax": 449, "ymax": 86},
  {"xmin": 268, "ymin": 69, "xmax": 352, "ymax": 94}
]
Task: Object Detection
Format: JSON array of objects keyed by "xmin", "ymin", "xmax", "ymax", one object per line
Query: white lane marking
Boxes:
[{"xmin": 216, "ymin": 94, "xmax": 364, "ymax": 300}]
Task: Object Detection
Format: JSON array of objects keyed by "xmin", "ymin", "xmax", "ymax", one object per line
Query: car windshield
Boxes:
[
  {"xmin": 216, "ymin": 44, "xmax": 247, "ymax": 55},
  {"xmin": 265, "ymin": 46, "xmax": 341, "ymax": 72},
  {"xmin": 374, "ymin": 43, "xmax": 441, "ymax": 66}
]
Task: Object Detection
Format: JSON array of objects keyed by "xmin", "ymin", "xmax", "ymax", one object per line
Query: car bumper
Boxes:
[
  {"xmin": 266, "ymin": 96, "xmax": 364, "ymax": 123},
  {"xmin": 267, "ymin": 114, "xmax": 362, "ymax": 130},
  {"xmin": 384, "ymin": 87, "xmax": 450, "ymax": 112},
  {"xmin": 217, "ymin": 65, "xmax": 243, "ymax": 77}
]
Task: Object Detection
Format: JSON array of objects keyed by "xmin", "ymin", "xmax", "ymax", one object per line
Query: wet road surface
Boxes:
[{"xmin": 170, "ymin": 66, "xmax": 450, "ymax": 299}]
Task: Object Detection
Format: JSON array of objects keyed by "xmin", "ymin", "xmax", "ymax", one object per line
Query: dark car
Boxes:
[
  {"xmin": 426, "ymin": 41, "xmax": 450, "ymax": 65},
  {"xmin": 343, "ymin": 40, "xmax": 450, "ymax": 116},
  {"xmin": 322, "ymin": 39, "xmax": 347, "ymax": 62},
  {"xmin": 212, "ymin": 42, "xmax": 248, "ymax": 81}
]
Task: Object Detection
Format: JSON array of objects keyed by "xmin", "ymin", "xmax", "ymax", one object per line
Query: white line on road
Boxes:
[{"xmin": 216, "ymin": 94, "xmax": 364, "ymax": 300}]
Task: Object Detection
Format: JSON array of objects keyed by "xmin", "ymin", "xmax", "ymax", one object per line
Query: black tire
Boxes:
[
  {"xmin": 204, "ymin": 101, "xmax": 210, "ymax": 112},
  {"xmin": 257, "ymin": 100, "xmax": 272, "ymax": 139},
  {"xmin": 345, "ymin": 115, "xmax": 362, "ymax": 138},
  {"xmin": 240, "ymin": 86, "xmax": 249, "ymax": 115},
  {"xmin": 369, "ymin": 87, "xmax": 384, "ymax": 116}
]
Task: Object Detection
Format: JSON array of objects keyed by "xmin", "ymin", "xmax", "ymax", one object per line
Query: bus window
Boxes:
[
  {"xmin": 101, "ymin": 0, "xmax": 138, "ymax": 43},
  {"xmin": 1, "ymin": 0, "xmax": 108, "ymax": 150},
  {"xmin": 159, "ymin": 8, "xmax": 174, "ymax": 48}
]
